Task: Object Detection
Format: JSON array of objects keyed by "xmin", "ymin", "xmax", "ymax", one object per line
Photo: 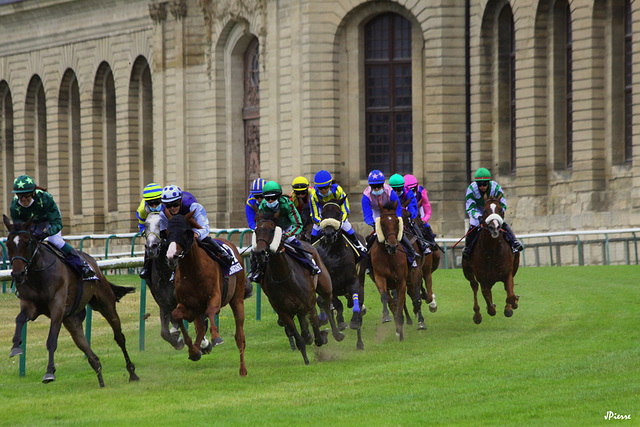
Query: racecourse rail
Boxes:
[{"xmin": 2, "ymin": 227, "xmax": 640, "ymax": 376}]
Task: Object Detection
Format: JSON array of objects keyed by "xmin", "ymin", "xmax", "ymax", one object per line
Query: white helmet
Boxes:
[{"xmin": 161, "ymin": 185, "xmax": 183, "ymax": 203}]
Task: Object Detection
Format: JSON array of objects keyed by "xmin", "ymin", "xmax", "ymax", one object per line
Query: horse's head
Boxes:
[
  {"xmin": 3, "ymin": 214, "xmax": 37, "ymax": 285},
  {"xmin": 165, "ymin": 211, "xmax": 197, "ymax": 269},
  {"xmin": 319, "ymin": 200, "xmax": 344, "ymax": 245},
  {"xmin": 481, "ymin": 198, "xmax": 505, "ymax": 239},
  {"xmin": 252, "ymin": 212, "xmax": 283, "ymax": 265},
  {"xmin": 376, "ymin": 200, "xmax": 403, "ymax": 254},
  {"xmin": 144, "ymin": 213, "xmax": 164, "ymax": 259}
]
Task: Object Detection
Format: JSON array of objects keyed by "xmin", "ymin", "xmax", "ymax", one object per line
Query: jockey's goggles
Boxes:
[
  {"xmin": 391, "ymin": 186, "xmax": 404, "ymax": 192},
  {"xmin": 294, "ymin": 189, "xmax": 308, "ymax": 195},
  {"xmin": 17, "ymin": 192, "xmax": 34, "ymax": 199},
  {"xmin": 165, "ymin": 200, "xmax": 181, "ymax": 209},
  {"xmin": 147, "ymin": 199, "xmax": 161, "ymax": 207},
  {"xmin": 370, "ymin": 184, "xmax": 383, "ymax": 190},
  {"xmin": 265, "ymin": 195, "xmax": 278, "ymax": 202},
  {"xmin": 477, "ymin": 181, "xmax": 489, "ymax": 187}
]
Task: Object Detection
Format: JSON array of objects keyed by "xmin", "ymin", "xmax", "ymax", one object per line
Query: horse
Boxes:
[
  {"xmin": 3, "ymin": 215, "xmax": 139, "ymax": 387},
  {"xmin": 164, "ymin": 211, "xmax": 248, "ymax": 376},
  {"xmin": 462, "ymin": 197, "xmax": 520, "ymax": 324},
  {"xmin": 369, "ymin": 201, "xmax": 408, "ymax": 341},
  {"xmin": 252, "ymin": 211, "xmax": 341, "ymax": 364},
  {"xmin": 143, "ymin": 213, "xmax": 185, "ymax": 350},
  {"xmin": 313, "ymin": 200, "xmax": 366, "ymax": 350}
]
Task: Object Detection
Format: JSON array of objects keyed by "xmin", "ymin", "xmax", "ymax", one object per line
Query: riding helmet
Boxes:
[
  {"xmin": 403, "ymin": 174, "xmax": 418, "ymax": 189},
  {"xmin": 314, "ymin": 170, "xmax": 333, "ymax": 187},
  {"xmin": 474, "ymin": 167, "xmax": 491, "ymax": 181},
  {"xmin": 291, "ymin": 176, "xmax": 309, "ymax": 192},
  {"xmin": 143, "ymin": 183, "xmax": 163, "ymax": 201},
  {"xmin": 161, "ymin": 185, "xmax": 183, "ymax": 203},
  {"xmin": 389, "ymin": 173, "xmax": 405, "ymax": 189},
  {"xmin": 250, "ymin": 178, "xmax": 266, "ymax": 195},
  {"xmin": 262, "ymin": 181, "xmax": 283, "ymax": 199},
  {"xmin": 12, "ymin": 175, "xmax": 36, "ymax": 193},
  {"xmin": 367, "ymin": 170, "xmax": 385, "ymax": 185}
]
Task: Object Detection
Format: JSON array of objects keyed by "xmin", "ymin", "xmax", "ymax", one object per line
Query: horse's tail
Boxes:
[{"xmin": 109, "ymin": 282, "xmax": 136, "ymax": 302}]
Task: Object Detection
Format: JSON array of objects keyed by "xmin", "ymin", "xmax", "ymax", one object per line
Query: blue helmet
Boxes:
[
  {"xmin": 367, "ymin": 170, "xmax": 385, "ymax": 185},
  {"xmin": 314, "ymin": 170, "xmax": 333, "ymax": 187},
  {"xmin": 250, "ymin": 178, "xmax": 266, "ymax": 195},
  {"xmin": 161, "ymin": 185, "xmax": 183, "ymax": 203}
]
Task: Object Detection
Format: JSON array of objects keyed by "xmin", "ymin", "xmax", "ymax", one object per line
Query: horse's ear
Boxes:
[
  {"xmin": 3, "ymin": 214, "xmax": 11, "ymax": 232},
  {"xmin": 391, "ymin": 200, "xmax": 398, "ymax": 211},
  {"xmin": 377, "ymin": 199, "xmax": 384, "ymax": 211},
  {"xmin": 164, "ymin": 206, "xmax": 173, "ymax": 220},
  {"xmin": 185, "ymin": 210, "xmax": 195, "ymax": 220},
  {"xmin": 186, "ymin": 211, "xmax": 201, "ymax": 229}
]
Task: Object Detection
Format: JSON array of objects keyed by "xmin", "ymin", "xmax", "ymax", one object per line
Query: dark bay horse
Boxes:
[
  {"xmin": 143, "ymin": 213, "xmax": 185, "ymax": 350},
  {"xmin": 3, "ymin": 215, "xmax": 139, "ymax": 386},
  {"xmin": 369, "ymin": 201, "xmax": 408, "ymax": 341},
  {"xmin": 165, "ymin": 211, "xmax": 247, "ymax": 376},
  {"xmin": 252, "ymin": 211, "xmax": 340, "ymax": 364},
  {"xmin": 462, "ymin": 198, "xmax": 520, "ymax": 324},
  {"xmin": 314, "ymin": 200, "xmax": 366, "ymax": 350}
]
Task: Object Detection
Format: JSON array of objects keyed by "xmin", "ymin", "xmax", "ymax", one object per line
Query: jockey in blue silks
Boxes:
[
  {"xmin": 309, "ymin": 170, "xmax": 367, "ymax": 259},
  {"xmin": 389, "ymin": 173, "xmax": 430, "ymax": 255},
  {"xmin": 361, "ymin": 170, "xmax": 419, "ymax": 268},
  {"xmin": 245, "ymin": 178, "xmax": 266, "ymax": 229}
]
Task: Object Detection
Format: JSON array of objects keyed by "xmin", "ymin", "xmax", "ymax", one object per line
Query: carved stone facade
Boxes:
[{"xmin": 1, "ymin": 0, "xmax": 640, "ymax": 238}]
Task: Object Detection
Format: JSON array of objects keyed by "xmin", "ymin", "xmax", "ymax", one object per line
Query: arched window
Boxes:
[
  {"xmin": 624, "ymin": 0, "xmax": 632, "ymax": 162},
  {"xmin": 1, "ymin": 81, "xmax": 14, "ymax": 214},
  {"xmin": 498, "ymin": 5, "xmax": 516, "ymax": 174},
  {"xmin": 364, "ymin": 13, "xmax": 412, "ymax": 175},
  {"xmin": 244, "ymin": 38, "xmax": 260, "ymax": 195},
  {"xmin": 551, "ymin": 0, "xmax": 573, "ymax": 170},
  {"xmin": 25, "ymin": 75, "xmax": 47, "ymax": 186},
  {"xmin": 59, "ymin": 70, "xmax": 82, "ymax": 215},
  {"xmin": 93, "ymin": 62, "xmax": 117, "ymax": 217},
  {"xmin": 130, "ymin": 56, "xmax": 153, "ymax": 187}
]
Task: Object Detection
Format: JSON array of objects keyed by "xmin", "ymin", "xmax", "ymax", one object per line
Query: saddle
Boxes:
[{"xmin": 198, "ymin": 239, "xmax": 243, "ymax": 277}]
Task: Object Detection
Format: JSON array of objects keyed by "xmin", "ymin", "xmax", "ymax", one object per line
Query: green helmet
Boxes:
[
  {"xmin": 262, "ymin": 181, "xmax": 283, "ymax": 199},
  {"xmin": 12, "ymin": 175, "xmax": 36, "ymax": 193},
  {"xmin": 389, "ymin": 173, "xmax": 405, "ymax": 188},
  {"xmin": 474, "ymin": 168, "xmax": 491, "ymax": 181}
]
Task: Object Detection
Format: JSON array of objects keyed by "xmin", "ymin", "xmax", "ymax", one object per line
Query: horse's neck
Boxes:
[
  {"xmin": 181, "ymin": 244, "xmax": 211, "ymax": 272},
  {"xmin": 478, "ymin": 228, "xmax": 505, "ymax": 253},
  {"xmin": 266, "ymin": 250, "xmax": 294, "ymax": 278}
]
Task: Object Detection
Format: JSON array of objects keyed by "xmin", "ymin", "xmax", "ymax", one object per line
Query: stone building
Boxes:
[{"xmin": 0, "ymin": 0, "xmax": 638, "ymax": 238}]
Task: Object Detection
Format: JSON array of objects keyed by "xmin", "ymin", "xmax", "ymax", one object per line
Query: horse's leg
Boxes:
[
  {"xmin": 90, "ymin": 294, "xmax": 140, "ymax": 382},
  {"xmin": 317, "ymin": 294, "xmax": 344, "ymax": 343},
  {"xmin": 480, "ymin": 283, "xmax": 497, "ymax": 316},
  {"xmin": 394, "ymin": 281, "xmax": 406, "ymax": 341},
  {"xmin": 408, "ymin": 278, "xmax": 426, "ymax": 330},
  {"xmin": 503, "ymin": 274, "xmax": 519, "ymax": 317},
  {"xmin": 280, "ymin": 313, "xmax": 309, "ymax": 365},
  {"xmin": 10, "ymin": 307, "xmax": 32, "ymax": 357},
  {"xmin": 191, "ymin": 315, "xmax": 207, "ymax": 360},
  {"xmin": 423, "ymin": 255, "xmax": 437, "ymax": 313},
  {"xmin": 229, "ymin": 296, "xmax": 247, "ymax": 377},
  {"xmin": 205, "ymin": 298, "xmax": 224, "ymax": 347},
  {"xmin": 380, "ymin": 293, "xmax": 392, "ymax": 323},
  {"xmin": 160, "ymin": 308, "xmax": 184, "ymax": 350},
  {"xmin": 42, "ymin": 301, "xmax": 66, "ymax": 384},
  {"xmin": 348, "ymin": 283, "xmax": 363, "ymax": 330},
  {"xmin": 315, "ymin": 268, "xmax": 343, "ymax": 342},
  {"xmin": 333, "ymin": 297, "xmax": 347, "ymax": 330},
  {"xmin": 469, "ymin": 278, "xmax": 483, "ymax": 324},
  {"xmin": 305, "ymin": 306, "xmax": 329, "ymax": 347},
  {"xmin": 62, "ymin": 311, "xmax": 104, "ymax": 387}
]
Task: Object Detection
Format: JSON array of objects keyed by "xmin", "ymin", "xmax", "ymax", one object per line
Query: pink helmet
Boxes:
[{"xmin": 403, "ymin": 174, "xmax": 418, "ymax": 189}]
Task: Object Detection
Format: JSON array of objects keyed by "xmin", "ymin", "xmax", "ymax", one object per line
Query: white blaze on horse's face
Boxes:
[
  {"xmin": 12, "ymin": 235, "xmax": 21, "ymax": 247},
  {"xmin": 166, "ymin": 241, "xmax": 178, "ymax": 260},
  {"xmin": 484, "ymin": 203, "xmax": 504, "ymax": 239}
]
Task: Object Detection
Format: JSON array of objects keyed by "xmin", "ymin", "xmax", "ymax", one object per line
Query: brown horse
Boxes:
[
  {"xmin": 3, "ymin": 215, "xmax": 139, "ymax": 387},
  {"xmin": 399, "ymin": 208, "xmax": 441, "ymax": 330},
  {"xmin": 252, "ymin": 211, "xmax": 340, "ymax": 364},
  {"xmin": 462, "ymin": 198, "xmax": 520, "ymax": 324},
  {"xmin": 370, "ymin": 201, "xmax": 408, "ymax": 341},
  {"xmin": 165, "ymin": 211, "xmax": 247, "ymax": 376}
]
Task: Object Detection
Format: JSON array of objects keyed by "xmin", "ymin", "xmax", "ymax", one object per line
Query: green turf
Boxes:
[{"xmin": 0, "ymin": 265, "xmax": 638, "ymax": 426}]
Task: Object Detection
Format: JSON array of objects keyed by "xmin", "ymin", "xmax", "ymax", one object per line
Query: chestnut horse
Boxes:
[
  {"xmin": 165, "ymin": 212, "xmax": 247, "ymax": 376},
  {"xmin": 370, "ymin": 201, "xmax": 408, "ymax": 341},
  {"xmin": 3, "ymin": 215, "xmax": 139, "ymax": 386},
  {"xmin": 314, "ymin": 200, "xmax": 366, "ymax": 350},
  {"xmin": 252, "ymin": 211, "xmax": 340, "ymax": 364},
  {"xmin": 462, "ymin": 197, "xmax": 520, "ymax": 324}
]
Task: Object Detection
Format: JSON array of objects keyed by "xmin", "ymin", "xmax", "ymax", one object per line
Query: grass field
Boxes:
[{"xmin": 0, "ymin": 265, "xmax": 638, "ymax": 426}]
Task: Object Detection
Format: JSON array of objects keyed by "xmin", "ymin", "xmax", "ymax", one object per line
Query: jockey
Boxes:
[
  {"xmin": 463, "ymin": 167, "xmax": 523, "ymax": 259},
  {"xmin": 159, "ymin": 185, "xmax": 235, "ymax": 269},
  {"xmin": 361, "ymin": 170, "xmax": 419, "ymax": 268},
  {"xmin": 389, "ymin": 173, "xmax": 430, "ymax": 254},
  {"xmin": 247, "ymin": 180, "xmax": 321, "ymax": 282},
  {"xmin": 9, "ymin": 175, "xmax": 97, "ymax": 280},
  {"xmin": 245, "ymin": 177, "xmax": 266, "ymax": 229},
  {"xmin": 136, "ymin": 182, "xmax": 164, "ymax": 282},
  {"xmin": 404, "ymin": 174, "xmax": 438, "ymax": 249},
  {"xmin": 309, "ymin": 170, "xmax": 367, "ymax": 258}
]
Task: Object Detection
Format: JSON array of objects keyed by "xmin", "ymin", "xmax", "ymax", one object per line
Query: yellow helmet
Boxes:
[{"xmin": 292, "ymin": 176, "xmax": 309, "ymax": 192}]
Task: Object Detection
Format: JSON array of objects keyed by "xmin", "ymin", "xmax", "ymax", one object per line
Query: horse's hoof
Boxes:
[
  {"xmin": 172, "ymin": 338, "xmax": 185, "ymax": 351},
  {"xmin": 333, "ymin": 332, "xmax": 345, "ymax": 342},
  {"xmin": 42, "ymin": 373, "xmax": 56, "ymax": 383},
  {"xmin": 201, "ymin": 342, "xmax": 213, "ymax": 355},
  {"xmin": 349, "ymin": 319, "xmax": 362, "ymax": 330},
  {"xmin": 406, "ymin": 317, "xmax": 413, "ymax": 326},
  {"xmin": 473, "ymin": 315, "xmax": 482, "ymax": 324},
  {"xmin": 504, "ymin": 308, "xmax": 513, "ymax": 317},
  {"xmin": 337, "ymin": 322, "xmax": 348, "ymax": 331},
  {"xmin": 9, "ymin": 347, "xmax": 22, "ymax": 357},
  {"xmin": 361, "ymin": 305, "xmax": 367, "ymax": 315},
  {"xmin": 212, "ymin": 337, "xmax": 224, "ymax": 346},
  {"xmin": 428, "ymin": 301, "xmax": 437, "ymax": 313},
  {"xmin": 417, "ymin": 321, "xmax": 427, "ymax": 330},
  {"xmin": 129, "ymin": 373, "xmax": 140, "ymax": 382},
  {"xmin": 357, "ymin": 342, "xmax": 364, "ymax": 351},
  {"xmin": 189, "ymin": 351, "xmax": 202, "ymax": 362},
  {"xmin": 381, "ymin": 313, "xmax": 392, "ymax": 323}
]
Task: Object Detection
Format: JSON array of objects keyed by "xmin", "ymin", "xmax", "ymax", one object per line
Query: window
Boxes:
[
  {"xmin": 624, "ymin": 0, "xmax": 632, "ymax": 162},
  {"xmin": 365, "ymin": 13, "xmax": 412, "ymax": 175}
]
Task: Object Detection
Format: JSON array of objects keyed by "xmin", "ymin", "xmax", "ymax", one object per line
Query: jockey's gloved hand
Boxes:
[{"xmin": 32, "ymin": 228, "xmax": 49, "ymax": 241}]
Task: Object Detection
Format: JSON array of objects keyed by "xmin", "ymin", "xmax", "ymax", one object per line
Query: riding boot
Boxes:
[
  {"xmin": 139, "ymin": 255, "xmax": 152, "ymax": 282},
  {"xmin": 462, "ymin": 226, "xmax": 480, "ymax": 260},
  {"xmin": 365, "ymin": 233, "xmax": 376, "ymax": 273},
  {"xmin": 423, "ymin": 224, "xmax": 437, "ymax": 247},
  {"xmin": 502, "ymin": 222, "xmax": 524, "ymax": 253},
  {"xmin": 344, "ymin": 231, "xmax": 367, "ymax": 261},
  {"xmin": 202, "ymin": 236, "xmax": 235, "ymax": 268},
  {"xmin": 247, "ymin": 252, "xmax": 264, "ymax": 283},
  {"xmin": 289, "ymin": 238, "xmax": 321, "ymax": 275},
  {"xmin": 400, "ymin": 235, "xmax": 419, "ymax": 268},
  {"xmin": 63, "ymin": 246, "xmax": 98, "ymax": 281}
]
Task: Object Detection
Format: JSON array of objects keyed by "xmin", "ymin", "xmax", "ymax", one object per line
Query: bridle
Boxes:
[{"xmin": 8, "ymin": 230, "xmax": 55, "ymax": 274}]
